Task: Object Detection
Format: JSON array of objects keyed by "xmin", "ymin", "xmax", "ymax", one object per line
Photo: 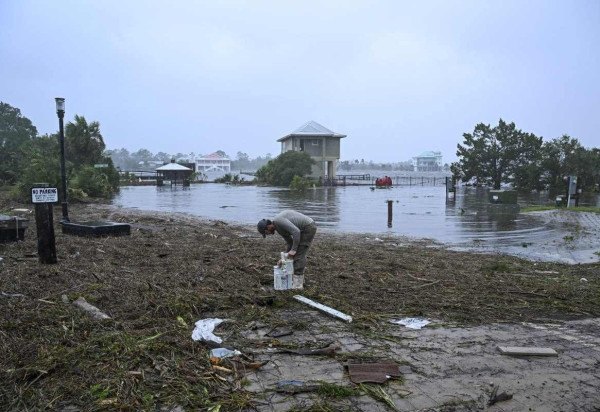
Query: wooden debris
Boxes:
[
  {"xmin": 497, "ymin": 346, "xmax": 558, "ymax": 356},
  {"xmin": 73, "ymin": 297, "xmax": 111, "ymax": 320},
  {"xmin": 212, "ymin": 365, "xmax": 233, "ymax": 374},
  {"xmin": 277, "ymin": 342, "xmax": 340, "ymax": 356},
  {"xmin": 293, "ymin": 295, "xmax": 352, "ymax": 322},
  {"xmin": 276, "ymin": 380, "xmax": 320, "ymax": 394},
  {"xmin": 347, "ymin": 361, "xmax": 402, "ymax": 384}
]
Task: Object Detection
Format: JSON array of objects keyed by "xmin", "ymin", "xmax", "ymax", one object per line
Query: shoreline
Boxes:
[{"xmin": 106, "ymin": 201, "xmax": 600, "ymax": 265}]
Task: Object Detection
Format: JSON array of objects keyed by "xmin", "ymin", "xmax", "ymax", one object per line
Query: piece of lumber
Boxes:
[
  {"xmin": 278, "ymin": 342, "xmax": 340, "ymax": 356},
  {"xmin": 293, "ymin": 295, "xmax": 352, "ymax": 322},
  {"xmin": 497, "ymin": 346, "xmax": 557, "ymax": 356},
  {"xmin": 73, "ymin": 297, "xmax": 111, "ymax": 320}
]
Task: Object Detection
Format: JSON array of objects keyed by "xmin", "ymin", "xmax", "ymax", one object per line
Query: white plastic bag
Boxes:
[
  {"xmin": 192, "ymin": 318, "xmax": 226, "ymax": 343},
  {"xmin": 390, "ymin": 317, "xmax": 431, "ymax": 330}
]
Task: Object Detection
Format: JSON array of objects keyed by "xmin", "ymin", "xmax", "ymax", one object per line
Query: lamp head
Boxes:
[{"xmin": 55, "ymin": 97, "xmax": 65, "ymax": 114}]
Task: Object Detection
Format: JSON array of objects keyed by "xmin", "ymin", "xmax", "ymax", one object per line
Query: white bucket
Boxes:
[
  {"xmin": 274, "ymin": 265, "xmax": 292, "ymax": 290},
  {"xmin": 274, "ymin": 252, "xmax": 303, "ymax": 290}
]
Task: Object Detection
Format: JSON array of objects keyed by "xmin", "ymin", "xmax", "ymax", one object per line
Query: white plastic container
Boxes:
[
  {"xmin": 274, "ymin": 252, "xmax": 298, "ymax": 290},
  {"xmin": 273, "ymin": 265, "xmax": 291, "ymax": 290}
]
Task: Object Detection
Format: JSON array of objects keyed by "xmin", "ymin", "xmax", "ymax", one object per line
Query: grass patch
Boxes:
[{"xmin": 316, "ymin": 382, "xmax": 361, "ymax": 398}]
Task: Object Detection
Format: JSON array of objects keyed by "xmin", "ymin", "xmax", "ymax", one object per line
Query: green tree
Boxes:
[
  {"xmin": 0, "ymin": 102, "xmax": 38, "ymax": 184},
  {"xmin": 455, "ymin": 119, "xmax": 542, "ymax": 190},
  {"xmin": 131, "ymin": 148, "xmax": 155, "ymax": 168},
  {"xmin": 256, "ymin": 151, "xmax": 314, "ymax": 186},
  {"xmin": 541, "ymin": 136, "xmax": 599, "ymax": 192},
  {"xmin": 15, "ymin": 134, "xmax": 61, "ymax": 200},
  {"xmin": 65, "ymin": 115, "xmax": 106, "ymax": 168},
  {"xmin": 289, "ymin": 175, "xmax": 311, "ymax": 191}
]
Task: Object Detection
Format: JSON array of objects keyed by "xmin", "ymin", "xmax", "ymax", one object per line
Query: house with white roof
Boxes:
[
  {"xmin": 195, "ymin": 152, "xmax": 231, "ymax": 172},
  {"xmin": 277, "ymin": 121, "xmax": 346, "ymax": 179},
  {"xmin": 155, "ymin": 161, "xmax": 193, "ymax": 185},
  {"xmin": 412, "ymin": 151, "xmax": 443, "ymax": 172}
]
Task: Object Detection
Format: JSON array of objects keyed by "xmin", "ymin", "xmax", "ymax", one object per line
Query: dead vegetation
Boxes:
[{"xmin": 1, "ymin": 201, "xmax": 599, "ymax": 410}]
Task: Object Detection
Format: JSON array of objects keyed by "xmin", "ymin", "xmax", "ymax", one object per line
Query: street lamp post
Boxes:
[{"xmin": 55, "ymin": 97, "xmax": 69, "ymax": 222}]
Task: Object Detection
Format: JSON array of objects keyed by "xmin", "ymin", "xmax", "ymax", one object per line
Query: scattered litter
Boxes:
[
  {"xmin": 192, "ymin": 318, "xmax": 226, "ymax": 344},
  {"xmin": 390, "ymin": 317, "xmax": 431, "ymax": 329},
  {"xmin": 73, "ymin": 297, "xmax": 111, "ymax": 320},
  {"xmin": 265, "ymin": 326, "xmax": 293, "ymax": 338},
  {"xmin": 293, "ymin": 295, "xmax": 352, "ymax": 322},
  {"xmin": 488, "ymin": 385, "xmax": 513, "ymax": 406},
  {"xmin": 276, "ymin": 380, "xmax": 320, "ymax": 394},
  {"xmin": 61, "ymin": 294, "xmax": 70, "ymax": 304},
  {"xmin": 347, "ymin": 360, "xmax": 402, "ymax": 384},
  {"xmin": 210, "ymin": 348, "xmax": 241, "ymax": 359},
  {"xmin": 580, "ymin": 278, "xmax": 588, "ymax": 282},
  {"xmin": 497, "ymin": 346, "xmax": 558, "ymax": 356},
  {"xmin": 374, "ymin": 238, "xmax": 383, "ymax": 242},
  {"xmin": 278, "ymin": 342, "xmax": 340, "ymax": 356}
]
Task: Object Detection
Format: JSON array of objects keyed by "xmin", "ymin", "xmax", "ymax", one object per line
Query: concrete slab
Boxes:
[{"xmin": 242, "ymin": 311, "xmax": 600, "ymax": 410}]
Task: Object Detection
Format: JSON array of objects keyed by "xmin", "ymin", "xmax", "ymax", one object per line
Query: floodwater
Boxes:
[{"xmin": 114, "ymin": 184, "xmax": 599, "ymax": 258}]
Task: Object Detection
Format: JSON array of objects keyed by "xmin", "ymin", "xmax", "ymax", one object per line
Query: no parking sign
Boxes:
[{"xmin": 31, "ymin": 187, "xmax": 58, "ymax": 203}]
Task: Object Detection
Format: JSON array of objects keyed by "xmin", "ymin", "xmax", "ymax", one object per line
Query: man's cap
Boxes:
[{"xmin": 257, "ymin": 219, "xmax": 271, "ymax": 238}]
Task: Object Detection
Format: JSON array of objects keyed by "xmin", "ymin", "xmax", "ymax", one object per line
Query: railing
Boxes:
[
  {"xmin": 392, "ymin": 176, "xmax": 447, "ymax": 186},
  {"xmin": 324, "ymin": 174, "xmax": 449, "ymax": 186}
]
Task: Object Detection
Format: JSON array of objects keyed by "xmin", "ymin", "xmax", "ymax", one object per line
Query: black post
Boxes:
[
  {"xmin": 56, "ymin": 99, "xmax": 69, "ymax": 221},
  {"xmin": 34, "ymin": 184, "xmax": 57, "ymax": 264},
  {"xmin": 387, "ymin": 200, "xmax": 393, "ymax": 228}
]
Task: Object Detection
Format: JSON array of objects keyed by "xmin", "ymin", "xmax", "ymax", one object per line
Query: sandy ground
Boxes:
[{"xmin": 1, "ymin": 201, "xmax": 599, "ymax": 411}]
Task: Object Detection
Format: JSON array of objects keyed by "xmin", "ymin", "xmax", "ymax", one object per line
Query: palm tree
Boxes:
[{"xmin": 65, "ymin": 115, "xmax": 105, "ymax": 168}]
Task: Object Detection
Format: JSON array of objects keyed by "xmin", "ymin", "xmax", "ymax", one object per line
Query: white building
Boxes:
[
  {"xmin": 195, "ymin": 152, "xmax": 231, "ymax": 172},
  {"xmin": 412, "ymin": 151, "xmax": 443, "ymax": 172}
]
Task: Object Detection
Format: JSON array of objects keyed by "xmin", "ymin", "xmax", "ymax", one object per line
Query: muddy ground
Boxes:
[{"xmin": 1, "ymin": 200, "xmax": 599, "ymax": 411}]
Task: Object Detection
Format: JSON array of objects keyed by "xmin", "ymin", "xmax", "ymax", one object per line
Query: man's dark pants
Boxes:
[{"xmin": 293, "ymin": 223, "xmax": 317, "ymax": 276}]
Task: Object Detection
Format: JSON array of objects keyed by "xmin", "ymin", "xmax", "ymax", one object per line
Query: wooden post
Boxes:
[
  {"xmin": 387, "ymin": 200, "xmax": 393, "ymax": 228},
  {"xmin": 33, "ymin": 184, "xmax": 57, "ymax": 264}
]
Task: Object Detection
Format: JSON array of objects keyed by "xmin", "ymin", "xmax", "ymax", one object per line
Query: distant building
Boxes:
[
  {"xmin": 412, "ymin": 151, "xmax": 443, "ymax": 172},
  {"xmin": 156, "ymin": 161, "xmax": 193, "ymax": 184},
  {"xmin": 195, "ymin": 152, "xmax": 231, "ymax": 172},
  {"xmin": 277, "ymin": 121, "xmax": 346, "ymax": 179}
]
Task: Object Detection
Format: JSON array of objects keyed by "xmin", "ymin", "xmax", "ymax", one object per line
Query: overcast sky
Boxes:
[{"xmin": 1, "ymin": 1, "xmax": 598, "ymax": 162}]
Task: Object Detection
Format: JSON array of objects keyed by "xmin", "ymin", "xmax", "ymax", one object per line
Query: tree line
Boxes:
[
  {"xmin": 452, "ymin": 119, "xmax": 600, "ymax": 193},
  {"xmin": 105, "ymin": 148, "xmax": 273, "ymax": 172},
  {"xmin": 0, "ymin": 101, "xmax": 119, "ymax": 200}
]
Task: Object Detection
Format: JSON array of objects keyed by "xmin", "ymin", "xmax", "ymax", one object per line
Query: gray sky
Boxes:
[{"xmin": 1, "ymin": 1, "xmax": 598, "ymax": 163}]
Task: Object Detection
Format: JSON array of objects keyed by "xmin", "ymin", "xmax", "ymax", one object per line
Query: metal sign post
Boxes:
[
  {"xmin": 446, "ymin": 177, "xmax": 456, "ymax": 203},
  {"xmin": 32, "ymin": 184, "xmax": 57, "ymax": 264},
  {"xmin": 566, "ymin": 176, "xmax": 577, "ymax": 208}
]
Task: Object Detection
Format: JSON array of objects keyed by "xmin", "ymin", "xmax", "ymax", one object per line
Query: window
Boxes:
[{"xmin": 312, "ymin": 139, "xmax": 319, "ymax": 146}]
